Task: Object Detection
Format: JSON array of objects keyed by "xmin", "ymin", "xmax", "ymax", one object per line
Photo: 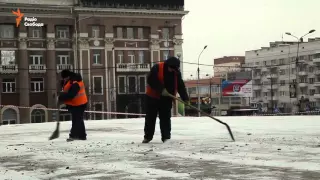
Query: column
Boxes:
[
  {"xmin": 173, "ymin": 35, "xmax": 184, "ymax": 116},
  {"xmin": 150, "ymin": 34, "xmax": 160, "ymax": 66},
  {"xmin": 18, "ymin": 35, "xmax": 30, "ymax": 123},
  {"xmin": 46, "ymin": 37, "xmax": 57, "ymax": 122},
  {"xmin": 104, "ymin": 33, "xmax": 115, "ymax": 119},
  {"xmin": 78, "ymin": 37, "xmax": 90, "ymax": 118}
]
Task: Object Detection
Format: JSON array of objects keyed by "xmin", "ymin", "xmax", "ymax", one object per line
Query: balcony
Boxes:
[
  {"xmin": 0, "ymin": 64, "xmax": 18, "ymax": 74},
  {"xmin": 116, "ymin": 63, "xmax": 150, "ymax": 72},
  {"xmin": 314, "ymin": 81, "xmax": 320, "ymax": 87},
  {"xmin": 313, "ymin": 58, "xmax": 320, "ymax": 63},
  {"xmin": 266, "ymin": 74, "xmax": 277, "ymax": 79},
  {"xmin": 29, "ymin": 65, "xmax": 46, "ymax": 73},
  {"xmin": 261, "ymin": 67, "xmax": 268, "ymax": 72},
  {"xmin": 315, "ymin": 70, "xmax": 320, "ymax": 75},
  {"xmin": 298, "ymin": 71, "xmax": 307, "ymax": 76},
  {"xmin": 314, "ymin": 94, "xmax": 320, "ymax": 99},
  {"xmin": 266, "ymin": 85, "xmax": 278, "ymax": 89},
  {"xmin": 253, "ymin": 86, "xmax": 261, "ymax": 90},
  {"xmin": 298, "ymin": 82, "xmax": 308, "ymax": 87},
  {"xmin": 267, "ymin": 96, "xmax": 278, "ymax": 101},
  {"xmin": 57, "ymin": 64, "xmax": 73, "ymax": 73},
  {"xmin": 253, "ymin": 75, "xmax": 261, "ymax": 79}
]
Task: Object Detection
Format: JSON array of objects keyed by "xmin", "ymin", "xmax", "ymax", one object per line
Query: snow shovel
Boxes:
[
  {"xmin": 167, "ymin": 93, "xmax": 235, "ymax": 142},
  {"xmin": 49, "ymin": 93, "xmax": 60, "ymax": 140}
]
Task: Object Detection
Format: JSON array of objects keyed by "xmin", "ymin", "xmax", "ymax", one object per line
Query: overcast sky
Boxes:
[{"xmin": 181, "ymin": 0, "xmax": 320, "ymax": 79}]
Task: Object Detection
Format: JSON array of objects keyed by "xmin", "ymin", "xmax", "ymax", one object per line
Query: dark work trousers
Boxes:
[
  {"xmin": 67, "ymin": 103, "xmax": 87, "ymax": 139},
  {"xmin": 144, "ymin": 95, "xmax": 173, "ymax": 141}
]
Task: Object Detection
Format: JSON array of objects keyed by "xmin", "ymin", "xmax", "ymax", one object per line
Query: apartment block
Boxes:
[
  {"xmin": 213, "ymin": 56, "xmax": 245, "ymax": 77},
  {"xmin": 245, "ymin": 39, "xmax": 320, "ymax": 113},
  {"xmin": 0, "ymin": 0, "xmax": 187, "ymax": 124},
  {"xmin": 184, "ymin": 78, "xmax": 247, "ymax": 116}
]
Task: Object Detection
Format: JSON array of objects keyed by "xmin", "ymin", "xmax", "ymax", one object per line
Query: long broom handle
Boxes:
[{"xmin": 167, "ymin": 93, "xmax": 235, "ymax": 141}]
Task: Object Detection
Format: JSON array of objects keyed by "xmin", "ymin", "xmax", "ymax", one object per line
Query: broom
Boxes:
[{"xmin": 49, "ymin": 93, "xmax": 60, "ymax": 140}]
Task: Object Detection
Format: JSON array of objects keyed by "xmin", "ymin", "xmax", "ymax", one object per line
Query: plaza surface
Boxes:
[{"xmin": 0, "ymin": 116, "xmax": 319, "ymax": 180}]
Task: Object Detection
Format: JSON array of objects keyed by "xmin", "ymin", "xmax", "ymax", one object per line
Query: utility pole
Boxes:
[
  {"xmin": 285, "ymin": 29, "xmax": 315, "ymax": 110},
  {"xmin": 197, "ymin": 45, "xmax": 208, "ymax": 117},
  {"xmin": 268, "ymin": 77, "xmax": 274, "ymax": 113}
]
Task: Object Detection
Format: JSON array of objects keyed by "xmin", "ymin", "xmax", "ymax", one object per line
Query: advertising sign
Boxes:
[{"xmin": 222, "ymin": 79, "xmax": 253, "ymax": 97}]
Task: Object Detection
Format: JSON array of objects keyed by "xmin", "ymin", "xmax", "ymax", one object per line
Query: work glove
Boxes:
[{"xmin": 161, "ymin": 89, "xmax": 170, "ymax": 96}]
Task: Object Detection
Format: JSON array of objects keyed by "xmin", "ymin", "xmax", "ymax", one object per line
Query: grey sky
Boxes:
[{"xmin": 182, "ymin": 0, "xmax": 320, "ymax": 79}]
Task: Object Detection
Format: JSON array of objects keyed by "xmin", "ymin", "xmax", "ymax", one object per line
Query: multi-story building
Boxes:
[
  {"xmin": 245, "ymin": 39, "xmax": 320, "ymax": 113},
  {"xmin": 0, "ymin": 0, "xmax": 187, "ymax": 124},
  {"xmin": 185, "ymin": 77, "xmax": 248, "ymax": 116},
  {"xmin": 213, "ymin": 56, "xmax": 245, "ymax": 77}
]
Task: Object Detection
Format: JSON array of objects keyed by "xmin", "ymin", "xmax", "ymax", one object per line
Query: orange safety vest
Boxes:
[
  {"xmin": 63, "ymin": 80, "xmax": 88, "ymax": 106},
  {"xmin": 146, "ymin": 62, "xmax": 178, "ymax": 99}
]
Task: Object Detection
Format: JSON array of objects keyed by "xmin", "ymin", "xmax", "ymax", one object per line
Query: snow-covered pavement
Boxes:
[{"xmin": 0, "ymin": 116, "xmax": 320, "ymax": 180}]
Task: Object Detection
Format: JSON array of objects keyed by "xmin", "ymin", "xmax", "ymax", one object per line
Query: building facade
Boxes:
[
  {"xmin": 0, "ymin": 0, "xmax": 187, "ymax": 124},
  {"xmin": 245, "ymin": 39, "xmax": 320, "ymax": 113},
  {"xmin": 184, "ymin": 77, "xmax": 247, "ymax": 116},
  {"xmin": 213, "ymin": 56, "xmax": 245, "ymax": 77}
]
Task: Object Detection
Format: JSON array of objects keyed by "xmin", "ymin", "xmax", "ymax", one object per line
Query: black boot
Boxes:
[{"xmin": 142, "ymin": 138, "xmax": 151, "ymax": 143}]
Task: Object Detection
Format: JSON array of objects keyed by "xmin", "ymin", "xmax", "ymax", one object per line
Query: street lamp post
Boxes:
[
  {"xmin": 197, "ymin": 45, "xmax": 208, "ymax": 117},
  {"xmin": 285, "ymin": 30, "xmax": 315, "ymax": 108}
]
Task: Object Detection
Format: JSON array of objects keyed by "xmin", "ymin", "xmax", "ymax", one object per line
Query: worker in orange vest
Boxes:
[
  {"xmin": 58, "ymin": 70, "xmax": 88, "ymax": 142},
  {"xmin": 143, "ymin": 57, "xmax": 189, "ymax": 143}
]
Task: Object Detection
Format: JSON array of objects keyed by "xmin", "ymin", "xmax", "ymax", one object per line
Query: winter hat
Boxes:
[
  {"xmin": 61, "ymin": 69, "xmax": 72, "ymax": 78},
  {"xmin": 165, "ymin": 57, "xmax": 180, "ymax": 70}
]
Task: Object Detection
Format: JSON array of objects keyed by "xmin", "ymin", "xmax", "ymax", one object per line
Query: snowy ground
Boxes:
[{"xmin": 0, "ymin": 116, "xmax": 320, "ymax": 180}]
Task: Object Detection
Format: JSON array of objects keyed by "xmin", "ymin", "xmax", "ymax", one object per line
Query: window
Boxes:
[
  {"xmin": 280, "ymin": 91, "xmax": 286, "ymax": 96},
  {"xmin": 127, "ymin": 76, "xmax": 137, "ymax": 93},
  {"xmin": 93, "ymin": 76, "xmax": 103, "ymax": 94},
  {"xmin": 279, "ymin": 70, "xmax": 286, "ymax": 75},
  {"xmin": 138, "ymin": 51, "xmax": 144, "ymax": 63},
  {"xmin": 263, "ymin": 92, "xmax": 268, "ymax": 97},
  {"xmin": 263, "ymin": 61, "xmax": 266, "ymax": 65},
  {"xmin": 139, "ymin": 76, "xmax": 146, "ymax": 93},
  {"xmin": 310, "ymin": 89, "xmax": 315, "ymax": 96},
  {"xmin": 93, "ymin": 50, "xmax": 101, "ymax": 64},
  {"xmin": 163, "ymin": 51, "xmax": 169, "ymax": 60},
  {"xmin": 117, "ymin": 51, "xmax": 123, "ymax": 63},
  {"xmin": 128, "ymin": 51, "xmax": 135, "ymax": 63},
  {"xmin": 56, "ymin": 26, "xmax": 69, "ymax": 39},
  {"xmin": 138, "ymin": 28, "xmax": 143, "ymax": 39},
  {"xmin": 117, "ymin": 27, "xmax": 123, "ymax": 38},
  {"xmin": 92, "ymin": 26, "xmax": 100, "ymax": 38},
  {"xmin": 126, "ymin": 28, "xmax": 134, "ymax": 39},
  {"xmin": 271, "ymin": 60, "xmax": 276, "ymax": 65},
  {"xmin": 30, "ymin": 78, "xmax": 44, "ymax": 92},
  {"xmin": 309, "ymin": 67, "xmax": 314, "ymax": 72},
  {"xmin": 0, "ymin": 25, "xmax": 14, "ymax": 38},
  {"xmin": 279, "ymin": 59, "xmax": 285, "ymax": 65},
  {"xmin": 94, "ymin": 103, "xmax": 103, "ymax": 120},
  {"xmin": 2, "ymin": 78, "xmax": 16, "ymax": 93},
  {"xmin": 30, "ymin": 55, "xmax": 43, "ymax": 65},
  {"xmin": 1, "ymin": 51, "xmax": 15, "ymax": 65},
  {"xmin": 118, "ymin": 76, "xmax": 126, "ymax": 94},
  {"xmin": 2, "ymin": 109, "xmax": 17, "ymax": 125},
  {"xmin": 58, "ymin": 55, "xmax": 70, "ymax": 64},
  {"xmin": 161, "ymin": 28, "xmax": 169, "ymax": 39},
  {"xmin": 29, "ymin": 27, "xmax": 41, "ymax": 38},
  {"xmin": 31, "ymin": 109, "xmax": 45, "ymax": 123},
  {"xmin": 309, "ymin": 78, "xmax": 315, "ymax": 84},
  {"xmin": 280, "ymin": 80, "xmax": 285, "ymax": 86}
]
